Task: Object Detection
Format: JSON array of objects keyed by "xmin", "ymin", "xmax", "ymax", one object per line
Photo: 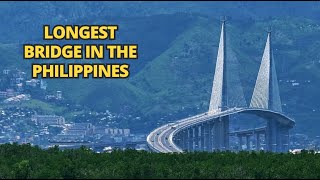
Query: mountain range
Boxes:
[{"xmin": 0, "ymin": 2, "xmax": 320, "ymax": 136}]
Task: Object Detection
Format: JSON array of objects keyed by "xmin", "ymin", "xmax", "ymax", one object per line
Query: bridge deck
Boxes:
[{"xmin": 147, "ymin": 108, "xmax": 295, "ymax": 153}]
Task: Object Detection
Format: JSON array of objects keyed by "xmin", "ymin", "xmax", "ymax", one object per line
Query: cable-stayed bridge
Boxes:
[{"xmin": 147, "ymin": 19, "xmax": 295, "ymax": 153}]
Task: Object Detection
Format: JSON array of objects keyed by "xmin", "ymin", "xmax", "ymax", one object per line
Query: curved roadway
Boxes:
[{"xmin": 147, "ymin": 108, "xmax": 295, "ymax": 153}]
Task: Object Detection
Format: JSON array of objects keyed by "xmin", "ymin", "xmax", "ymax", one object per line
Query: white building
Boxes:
[
  {"xmin": 40, "ymin": 79, "xmax": 47, "ymax": 90},
  {"xmin": 25, "ymin": 79, "xmax": 39, "ymax": 87},
  {"xmin": 56, "ymin": 91, "xmax": 62, "ymax": 100},
  {"xmin": 68, "ymin": 123, "xmax": 94, "ymax": 135},
  {"xmin": 3, "ymin": 69, "xmax": 10, "ymax": 75},
  {"xmin": 0, "ymin": 91, "xmax": 7, "ymax": 98},
  {"xmin": 32, "ymin": 115, "xmax": 65, "ymax": 126},
  {"xmin": 105, "ymin": 128, "xmax": 130, "ymax": 137}
]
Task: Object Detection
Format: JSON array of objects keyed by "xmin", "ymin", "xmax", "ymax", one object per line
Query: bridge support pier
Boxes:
[
  {"xmin": 256, "ymin": 133, "xmax": 261, "ymax": 151},
  {"xmin": 214, "ymin": 116, "xmax": 229, "ymax": 151},
  {"xmin": 238, "ymin": 135, "xmax": 243, "ymax": 151},
  {"xmin": 175, "ymin": 132, "xmax": 181, "ymax": 147},
  {"xmin": 164, "ymin": 113, "xmax": 292, "ymax": 153},
  {"xmin": 187, "ymin": 128, "xmax": 192, "ymax": 152},
  {"xmin": 197, "ymin": 125, "xmax": 201, "ymax": 151},
  {"xmin": 223, "ymin": 116, "xmax": 230, "ymax": 150},
  {"xmin": 182, "ymin": 130, "xmax": 188, "ymax": 151},
  {"xmin": 200, "ymin": 124, "xmax": 206, "ymax": 151},
  {"xmin": 203, "ymin": 122, "xmax": 210, "ymax": 151},
  {"xmin": 196, "ymin": 125, "xmax": 201, "ymax": 151},
  {"xmin": 208, "ymin": 121, "xmax": 214, "ymax": 152},
  {"xmin": 193, "ymin": 126, "xmax": 199, "ymax": 151},
  {"xmin": 266, "ymin": 119, "xmax": 291, "ymax": 152},
  {"xmin": 192, "ymin": 127, "xmax": 196, "ymax": 152},
  {"xmin": 213, "ymin": 118, "xmax": 220, "ymax": 151},
  {"xmin": 246, "ymin": 135, "xmax": 250, "ymax": 150},
  {"xmin": 280, "ymin": 127, "xmax": 290, "ymax": 152},
  {"xmin": 266, "ymin": 119, "xmax": 282, "ymax": 152}
]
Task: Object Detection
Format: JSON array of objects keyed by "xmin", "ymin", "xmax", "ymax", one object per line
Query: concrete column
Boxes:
[
  {"xmin": 246, "ymin": 135, "xmax": 250, "ymax": 150},
  {"xmin": 200, "ymin": 124, "xmax": 206, "ymax": 151},
  {"xmin": 175, "ymin": 133, "xmax": 181, "ymax": 147},
  {"xmin": 213, "ymin": 118, "xmax": 220, "ymax": 151},
  {"xmin": 256, "ymin": 133, "xmax": 260, "ymax": 151},
  {"xmin": 204, "ymin": 122, "xmax": 210, "ymax": 151},
  {"xmin": 277, "ymin": 127, "xmax": 282, "ymax": 152},
  {"xmin": 262, "ymin": 132, "xmax": 266, "ymax": 150},
  {"xmin": 219, "ymin": 117, "xmax": 225, "ymax": 150},
  {"xmin": 188, "ymin": 128, "xmax": 193, "ymax": 152},
  {"xmin": 280, "ymin": 127, "xmax": 289, "ymax": 152},
  {"xmin": 192, "ymin": 127, "xmax": 196, "ymax": 151},
  {"xmin": 197, "ymin": 125, "xmax": 201, "ymax": 151},
  {"xmin": 266, "ymin": 119, "xmax": 280, "ymax": 152},
  {"xmin": 286, "ymin": 128, "xmax": 290, "ymax": 152},
  {"xmin": 222, "ymin": 116, "xmax": 230, "ymax": 150},
  {"xmin": 214, "ymin": 116, "xmax": 230, "ymax": 151},
  {"xmin": 194, "ymin": 125, "xmax": 200, "ymax": 151},
  {"xmin": 238, "ymin": 135, "xmax": 243, "ymax": 151},
  {"xmin": 198, "ymin": 125, "xmax": 201, "ymax": 151},
  {"xmin": 182, "ymin": 130, "xmax": 187, "ymax": 151},
  {"xmin": 208, "ymin": 121, "xmax": 214, "ymax": 152}
]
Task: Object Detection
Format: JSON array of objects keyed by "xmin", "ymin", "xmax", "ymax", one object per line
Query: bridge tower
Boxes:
[
  {"xmin": 208, "ymin": 17, "xmax": 246, "ymax": 114},
  {"xmin": 249, "ymin": 29, "xmax": 282, "ymax": 112},
  {"xmin": 208, "ymin": 17, "xmax": 246, "ymax": 151},
  {"xmin": 250, "ymin": 30, "xmax": 289, "ymax": 152}
]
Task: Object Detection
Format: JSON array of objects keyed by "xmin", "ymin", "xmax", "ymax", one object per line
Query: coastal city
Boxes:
[{"xmin": 0, "ymin": 68, "xmax": 148, "ymax": 152}]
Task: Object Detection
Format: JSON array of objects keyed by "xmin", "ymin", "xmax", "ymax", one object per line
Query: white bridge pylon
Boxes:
[
  {"xmin": 208, "ymin": 21, "xmax": 225, "ymax": 114},
  {"xmin": 250, "ymin": 31, "xmax": 282, "ymax": 112},
  {"xmin": 208, "ymin": 20, "xmax": 247, "ymax": 114}
]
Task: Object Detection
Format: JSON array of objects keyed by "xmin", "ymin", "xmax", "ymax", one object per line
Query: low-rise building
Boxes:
[
  {"xmin": 25, "ymin": 79, "xmax": 39, "ymax": 87},
  {"xmin": 68, "ymin": 123, "xmax": 94, "ymax": 135},
  {"xmin": 94, "ymin": 127, "xmax": 106, "ymax": 135},
  {"xmin": 3, "ymin": 69, "xmax": 10, "ymax": 75},
  {"xmin": 65, "ymin": 129, "xmax": 87, "ymax": 136},
  {"xmin": 56, "ymin": 91, "xmax": 62, "ymax": 100},
  {"xmin": 32, "ymin": 115, "xmax": 65, "ymax": 126},
  {"xmin": 0, "ymin": 91, "xmax": 7, "ymax": 98},
  {"xmin": 50, "ymin": 134, "xmax": 85, "ymax": 143},
  {"xmin": 105, "ymin": 128, "xmax": 130, "ymax": 137},
  {"xmin": 6, "ymin": 89, "xmax": 16, "ymax": 97},
  {"xmin": 45, "ymin": 95, "xmax": 56, "ymax": 100},
  {"xmin": 3, "ymin": 94, "xmax": 30, "ymax": 103}
]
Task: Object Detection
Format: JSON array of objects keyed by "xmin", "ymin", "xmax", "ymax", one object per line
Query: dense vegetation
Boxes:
[{"xmin": 0, "ymin": 143, "xmax": 320, "ymax": 179}]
